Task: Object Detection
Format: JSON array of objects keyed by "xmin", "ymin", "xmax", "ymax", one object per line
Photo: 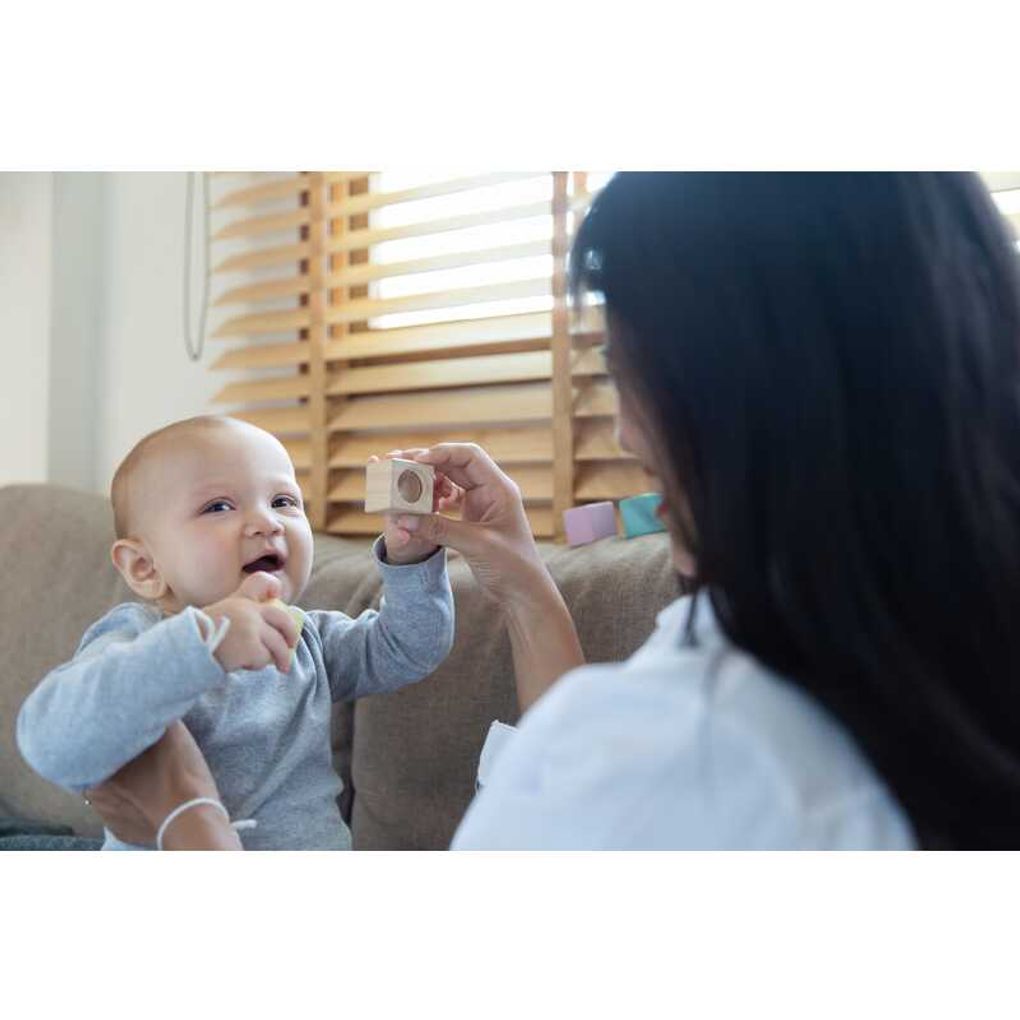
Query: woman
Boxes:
[{"xmin": 88, "ymin": 172, "xmax": 1020, "ymax": 849}]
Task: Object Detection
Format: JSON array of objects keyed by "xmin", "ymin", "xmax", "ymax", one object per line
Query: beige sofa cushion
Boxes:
[
  {"xmin": 0, "ymin": 485, "xmax": 133, "ymax": 836},
  {"xmin": 350, "ymin": 532, "xmax": 678, "ymax": 850}
]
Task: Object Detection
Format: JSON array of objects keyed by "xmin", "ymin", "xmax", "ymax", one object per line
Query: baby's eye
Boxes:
[
  {"xmin": 201, "ymin": 500, "xmax": 233, "ymax": 514},
  {"xmin": 272, "ymin": 495, "xmax": 301, "ymax": 509}
]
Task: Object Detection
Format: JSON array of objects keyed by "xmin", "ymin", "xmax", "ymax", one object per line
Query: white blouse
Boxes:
[{"xmin": 453, "ymin": 596, "xmax": 915, "ymax": 850}]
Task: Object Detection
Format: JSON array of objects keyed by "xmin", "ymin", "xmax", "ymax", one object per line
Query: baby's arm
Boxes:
[
  {"xmin": 16, "ymin": 605, "xmax": 226, "ymax": 791},
  {"xmin": 309, "ymin": 538, "xmax": 455, "ymax": 702}
]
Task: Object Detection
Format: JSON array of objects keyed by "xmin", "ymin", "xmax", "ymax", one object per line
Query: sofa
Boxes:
[{"xmin": 0, "ymin": 483, "xmax": 678, "ymax": 850}]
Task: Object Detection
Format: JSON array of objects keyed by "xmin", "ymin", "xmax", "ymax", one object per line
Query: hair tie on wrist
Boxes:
[{"xmin": 155, "ymin": 797, "xmax": 255, "ymax": 850}]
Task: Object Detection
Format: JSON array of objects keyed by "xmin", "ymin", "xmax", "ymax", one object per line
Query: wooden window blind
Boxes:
[
  {"xmin": 208, "ymin": 170, "xmax": 642, "ymax": 540},
  {"xmin": 207, "ymin": 172, "xmax": 1020, "ymax": 542}
]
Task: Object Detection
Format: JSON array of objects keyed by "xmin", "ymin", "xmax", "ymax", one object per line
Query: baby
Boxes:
[{"xmin": 16, "ymin": 415, "xmax": 455, "ymax": 849}]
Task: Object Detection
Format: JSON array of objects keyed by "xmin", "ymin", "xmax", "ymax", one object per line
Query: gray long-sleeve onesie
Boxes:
[{"xmin": 17, "ymin": 539, "xmax": 454, "ymax": 850}]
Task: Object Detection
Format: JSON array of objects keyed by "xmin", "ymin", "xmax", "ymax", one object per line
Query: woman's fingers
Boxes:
[
  {"xmin": 412, "ymin": 442, "xmax": 508, "ymax": 491},
  {"xmin": 369, "ymin": 444, "xmax": 507, "ymax": 495}
]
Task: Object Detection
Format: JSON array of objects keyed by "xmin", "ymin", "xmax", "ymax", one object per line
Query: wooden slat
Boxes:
[
  {"xmin": 526, "ymin": 506, "xmax": 555, "ymax": 537},
  {"xmin": 307, "ymin": 171, "xmax": 330, "ymax": 532},
  {"xmin": 575, "ymin": 419, "xmax": 633, "ymax": 461},
  {"xmin": 326, "ymin": 505, "xmax": 555, "ymax": 539},
  {"xmin": 329, "ymin": 350, "xmax": 552, "ymax": 397},
  {"xmin": 324, "ymin": 200, "xmax": 551, "ymax": 254},
  {"xmin": 324, "ymin": 173, "xmax": 540, "ymax": 217},
  {"xmin": 324, "ymin": 278, "xmax": 550, "ymax": 327},
  {"xmin": 324, "ymin": 239, "xmax": 550, "ymax": 287},
  {"xmin": 329, "ymin": 426, "xmax": 552, "ymax": 467},
  {"xmin": 574, "ymin": 379, "xmax": 618, "ymax": 417},
  {"xmin": 232, "ymin": 407, "xmax": 310, "ymax": 435},
  {"xmin": 329, "ymin": 382, "xmax": 551, "ymax": 432},
  {"xmin": 214, "ymin": 308, "xmax": 311, "ymax": 338},
  {"xmin": 216, "ymin": 176, "xmax": 308, "ymax": 209},
  {"xmin": 571, "ymin": 345, "xmax": 606, "ymax": 376},
  {"xmin": 328, "ymin": 463, "xmax": 552, "ymax": 503},
  {"xmin": 211, "ymin": 341, "xmax": 309, "ymax": 372},
  {"xmin": 326, "ymin": 509, "xmax": 387, "ymax": 535},
  {"xmin": 509, "ymin": 465, "xmax": 553, "ymax": 501},
  {"xmin": 574, "ymin": 462, "xmax": 651, "ymax": 501},
  {"xmin": 212, "ymin": 374, "xmax": 311, "ymax": 405},
  {"xmin": 282, "ymin": 439, "xmax": 311, "ymax": 471},
  {"xmin": 214, "ymin": 276, "xmax": 309, "ymax": 307},
  {"xmin": 213, "ymin": 209, "xmax": 309, "ymax": 241},
  {"xmin": 551, "ymin": 171, "xmax": 572, "ymax": 542},
  {"xmin": 214, "ymin": 242, "xmax": 310, "ymax": 274},
  {"xmin": 327, "ymin": 311, "xmax": 551, "ymax": 361},
  {"xmin": 323, "ymin": 172, "xmax": 363, "ymax": 186}
]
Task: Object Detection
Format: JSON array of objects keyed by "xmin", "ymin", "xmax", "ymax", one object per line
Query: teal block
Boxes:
[{"xmin": 619, "ymin": 492, "xmax": 666, "ymax": 538}]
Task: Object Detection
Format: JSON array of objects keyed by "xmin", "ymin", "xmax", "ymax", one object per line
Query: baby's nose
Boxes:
[{"xmin": 245, "ymin": 512, "xmax": 283, "ymax": 536}]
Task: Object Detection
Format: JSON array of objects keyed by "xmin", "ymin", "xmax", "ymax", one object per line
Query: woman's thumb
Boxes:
[{"xmin": 237, "ymin": 571, "xmax": 282, "ymax": 602}]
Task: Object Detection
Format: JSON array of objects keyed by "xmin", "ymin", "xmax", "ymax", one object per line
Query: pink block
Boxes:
[{"xmin": 564, "ymin": 501, "xmax": 618, "ymax": 547}]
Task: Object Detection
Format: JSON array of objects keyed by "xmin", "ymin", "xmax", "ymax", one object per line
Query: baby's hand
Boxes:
[
  {"xmin": 369, "ymin": 450, "xmax": 464, "ymax": 565},
  {"xmin": 202, "ymin": 572, "xmax": 301, "ymax": 673}
]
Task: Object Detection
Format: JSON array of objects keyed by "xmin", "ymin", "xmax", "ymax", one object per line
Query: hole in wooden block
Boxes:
[{"xmin": 397, "ymin": 469, "xmax": 423, "ymax": 504}]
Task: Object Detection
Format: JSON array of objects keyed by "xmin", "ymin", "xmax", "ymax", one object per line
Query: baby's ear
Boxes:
[{"xmin": 111, "ymin": 539, "xmax": 168, "ymax": 601}]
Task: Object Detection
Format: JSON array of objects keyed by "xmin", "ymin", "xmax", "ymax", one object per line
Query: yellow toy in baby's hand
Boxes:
[{"xmin": 266, "ymin": 598, "xmax": 305, "ymax": 667}]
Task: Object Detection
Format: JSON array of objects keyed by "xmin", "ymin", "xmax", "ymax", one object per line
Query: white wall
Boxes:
[
  {"xmin": 48, "ymin": 173, "xmax": 105, "ymax": 493},
  {"xmin": 96, "ymin": 172, "xmax": 221, "ymax": 491},
  {"xmin": 0, "ymin": 172, "xmax": 224, "ymax": 494},
  {"xmin": 0, "ymin": 174, "xmax": 53, "ymax": 485}
]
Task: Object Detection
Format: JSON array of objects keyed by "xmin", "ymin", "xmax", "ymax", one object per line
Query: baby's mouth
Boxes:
[{"xmin": 243, "ymin": 552, "xmax": 286, "ymax": 574}]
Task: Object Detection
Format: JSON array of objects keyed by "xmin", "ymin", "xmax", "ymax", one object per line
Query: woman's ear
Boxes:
[{"xmin": 111, "ymin": 539, "xmax": 168, "ymax": 601}]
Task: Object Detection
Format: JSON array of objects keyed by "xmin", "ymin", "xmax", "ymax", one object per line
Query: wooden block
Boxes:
[
  {"xmin": 364, "ymin": 458, "xmax": 435, "ymax": 515},
  {"xmin": 619, "ymin": 492, "xmax": 666, "ymax": 538},
  {"xmin": 563, "ymin": 501, "xmax": 618, "ymax": 547}
]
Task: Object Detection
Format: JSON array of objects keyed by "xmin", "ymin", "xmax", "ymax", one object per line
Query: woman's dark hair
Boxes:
[{"xmin": 571, "ymin": 172, "xmax": 1020, "ymax": 848}]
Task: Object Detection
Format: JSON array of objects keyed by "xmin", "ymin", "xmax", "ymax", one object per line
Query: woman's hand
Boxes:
[
  {"xmin": 379, "ymin": 443, "xmax": 584, "ymax": 709},
  {"xmin": 382, "ymin": 443, "xmax": 547, "ymax": 607},
  {"xmin": 86, "ymin": 721, "xmax": 240, "ymax": 850}
]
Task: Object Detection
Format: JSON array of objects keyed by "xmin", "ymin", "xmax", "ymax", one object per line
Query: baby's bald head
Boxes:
[{"xmin": 111, "ymin": 416, "xmax": 256, "ymax": 539}]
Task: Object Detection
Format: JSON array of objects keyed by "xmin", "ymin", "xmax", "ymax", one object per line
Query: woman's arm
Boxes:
[
  {"xmin": 389, "ymin": 443, "xmax": 585, "ymax": 711},
  {"xmin": 500, "ymin": 556, "xmax": 585, "ymax": 712},
  {"xmin": 87, "ymin": 721, "xmax": 241, "ymax": 850}
]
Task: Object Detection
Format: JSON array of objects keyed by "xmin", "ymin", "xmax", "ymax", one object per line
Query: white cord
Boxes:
[
  {"xmin": 206, "ymin": 615, "xmax": 231, "ymax": 656},
  {"xmin": 155, "ymin": 796, "xmax": 257, "ymax": 850},
  {"xmin": 182, "ymin": 171, "xmax": 210, "ymax": 363},
  {"xmin": 192, "ymin": 608, "xmax": 231, "ymax": 656}
]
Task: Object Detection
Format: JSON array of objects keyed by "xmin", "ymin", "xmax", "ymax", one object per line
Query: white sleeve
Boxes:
[{"xmin": 475, "ymin": 720, "xmax": 518, "ymax": 790}]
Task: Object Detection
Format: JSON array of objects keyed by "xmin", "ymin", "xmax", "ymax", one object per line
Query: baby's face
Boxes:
[{"xmin": 134, "ymin": 423, "xmax": 313, "ymax": 611}]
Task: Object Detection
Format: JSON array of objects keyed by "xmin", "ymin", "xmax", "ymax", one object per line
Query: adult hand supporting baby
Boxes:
[
  {"xmin": 386, "ymin": 443, "xmax": 585, "ymax": 710},
  {"xmin": 87, "ymin": 721, "xmax": 240, "ymax": 850},
  {"xmin": 203, "ymin": 571, "xmax": 301, "ymax": 674}
]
